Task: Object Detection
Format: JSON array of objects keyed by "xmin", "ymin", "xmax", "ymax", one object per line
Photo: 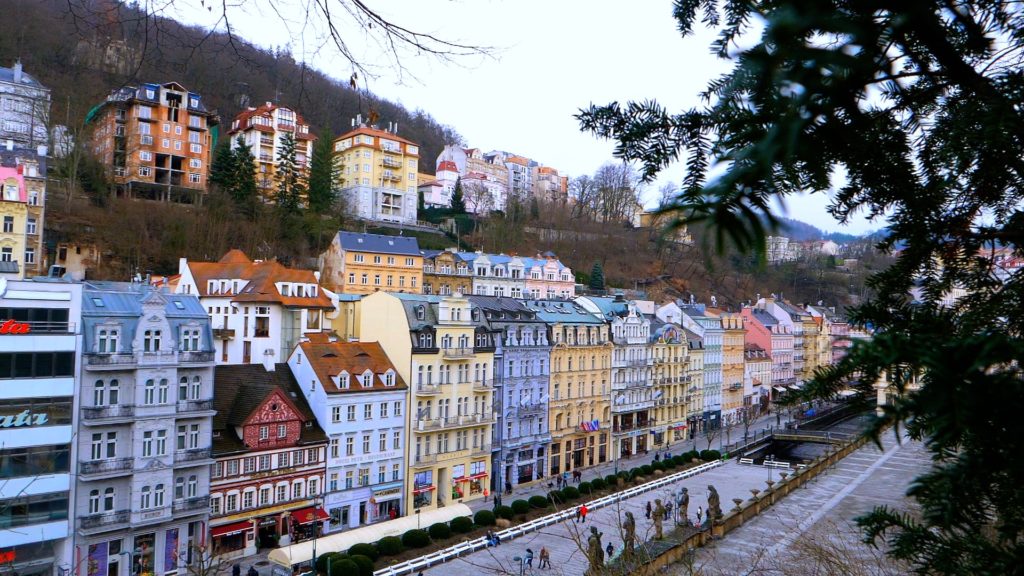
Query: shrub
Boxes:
[
  {"xmin": 640, "ymin": 464, "xmax": 654, "ymax": 476},
  {"xmin": 662, "ymin": 459, "xmax": 676, "ymax": 469},
  {"xmin": 428, "ymin": 522, "xmax": 452, "ymax": 540},
  {"xmin": 401, "ymin": 529, "xmax": 431, "ymax": 548},
  {"xmin": 562, "ymin": 486, "xmax": 581, "ymax": 500},
  {"xmin": 687, "ymin": 450, "xmax": 701, "ymax": 462},
  {"xmin": 474, "ymin": 509, "xmax": 496, "ymax": 526},
  {"xmin": 511, "ymin": 499, "xmax": 531, "ymax": 515},
  {"xmin": 604, "ymin": 474, "xmax": 619, "ymax": 488},
  {"xmin": 349, "ymin": 555, "xmax": 374, "ymax": 576},
  {"xmin": 529, "ymin": 495, "xmax": 550, "ymax": 509},
  {"xmin": 578, "ymin": 481, "xmax": 593, "ymax": 494},
  {"xmin": 330, "ymin": 559, "xmax": 358, "ymax": 576},
  {"xmin": 347, "ymin": 543, "xmax": 378, "ymax": 562},
  {"xmin": 547, "ymin": 489, "xmax": 564, "ymax": 504},
  {"xmin": 376, "ymin": 536, "xmax": 404, "ymax": 556},
  {"xmin": 591, "ymin": 477, "xmax": 606, "ymax": 491},
  {"xmin": 672, "ymin": 455, "xmax": 686, "ymax": 465},
  {"xmin": 316, "ymin": 552, "xmax": 341, "ymax": 573},
  {"xmin": 450, "ymin": 515, "xmax": 474, "ymax": 533},
  {"xmin": 651, "ymin": 461, "xmax": 666, "ymax": 472},
  {"xmin": 700, "ymin": 449, "xmax": 721, "ymax": 461},
  {"xmin": 629, "ymin": 467, "xmax": 642, "ymax": 479},
  {"xmin": 495, "ymin": 505, "xmax": 514, "ymax": 520}
]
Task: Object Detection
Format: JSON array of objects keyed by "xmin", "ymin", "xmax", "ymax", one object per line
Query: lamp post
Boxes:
[{"xmin": 511, "ymin": 557, "xmax": 525, "ymax": 576}]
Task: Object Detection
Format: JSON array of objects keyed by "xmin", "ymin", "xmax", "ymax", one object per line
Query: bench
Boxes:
[
  {"xmin": 763, "ymin": 460, "xmax": 791, "ymax": 469},
  {"xmin": 738, "ymin": 457, "xmax": 755, "ymax": 465}
]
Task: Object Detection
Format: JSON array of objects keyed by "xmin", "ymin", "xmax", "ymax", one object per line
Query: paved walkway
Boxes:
[{"xmin": 691, "ymin": 432, "xmax": 929, "ymax": 575}]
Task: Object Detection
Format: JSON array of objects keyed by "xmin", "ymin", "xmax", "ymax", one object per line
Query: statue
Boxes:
[
  {"xmin": 707, "ymin": 485, "xmax": 722, "ymax": 528},
  {"xmin": 585, "ymin": 526, "xmax": 605, "ymax": 575},
  {"xmin": 622, "ymin": 511, "xmax": 636, "ymax": 558},
  {"xmin": 677, "ymin": 488, "xmax": 690, "ymax": 526},
  {"xmin": 653, "ymin": 499, "xmax": 666, "ymax": 539}
]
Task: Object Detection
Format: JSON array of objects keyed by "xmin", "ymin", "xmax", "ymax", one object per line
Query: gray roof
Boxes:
[
  {"xmin": 0, "ymin": 65, "xmax": 47, "ymax": 90},
  {"xmin": 338, "ymin": 231, "xmax": 421, "ymax": 256},
  {"xmin": 751, "ymin": 308, "xmax": 778, "ymax": 327},
  {"xmin": 523, "ymin": 299, "xmax": 604, "ymax": 325},
  {"xmin": 81, "ymin": 282, "xmax": 212, "ymax": 353}
]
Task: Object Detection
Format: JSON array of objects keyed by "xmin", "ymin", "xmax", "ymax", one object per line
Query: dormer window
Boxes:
[
  {"xmin": 384, "ymin": 371, "xmax": 396, "ymax": 387},
  {"xmin": 360, "ymin": 371, "xmax": 373, "ymax": 388},
  {"xmin": 281, "ymin": 284, "xmax": 291, "ymax": 297},
  {"xmin": 337, "ymin": 371, "xmax": 350, "ymax": 389},
  {"xmin": 415, "ymin": 305, "xmax": 425, "ymax": 320}
]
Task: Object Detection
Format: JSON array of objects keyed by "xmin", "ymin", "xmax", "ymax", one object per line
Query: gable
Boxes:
[{"xmin": 245, "ymin": 389, "xmax": 302, "ymax": 426}]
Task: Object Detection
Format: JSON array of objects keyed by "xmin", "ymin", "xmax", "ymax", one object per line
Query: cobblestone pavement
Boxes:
[{"xmin": 690, "ymin": 431, "xmax": 929, "ymax": 574}]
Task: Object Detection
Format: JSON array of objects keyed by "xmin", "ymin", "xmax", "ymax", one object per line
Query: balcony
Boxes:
[
  {"xmin": 85, "ymin": 351, "xmax": 213, "ymax": 371},
  {"xmin": 416, "ymin": 384, "xmax": 441, "ymax": 395},
  {"xmin": 175, "ymin": 447, "xmax": 213, "ymax": 465},
  {"xmin": 612, "ymin": 379, "xmax": 649, "ymax": 390},
  {"xmin": 416, "ymin": 414, "xmax": 493, "ymax": 431},
  {"xmin": 612, "ymin": 420, "xmax": 656, "ymax": 434},
  {"xmin": 611, "ymin": 398, "xmax": 656, "ymax": 413},
  {"xmin": 442, "ymin": 347, "xmax": 474, "ymax": 359},
  {"xmin": 133, "ymin": 506, "xmax": 171, "ymax": 526},
  {"xmin": 80, "ymin": 457, "xmax": 133, "ymax": 478},
  {"xmin": 728, "ymin": 383, "xmax": 743, "ymax": 391},
  {"xmin": 381, "ymin": 157, "xmax": 402, "ymax": 168},
  {"xmin": 177, "ymin": 399, "xmax": 214, "ymax": 414},
  {"xmin": 172, "ymin": 496, "xmax": 210, "ymax": 516},
  {"xmin": 515, "ymin": 403, "xmax": 546, "ymax": 417},
  {"xmin": 382, "ymin": 170, "xmax": 401, "ymax": 181},
  {"xmin": 472, "ymin": 380, "xmax": 492, "ymax": 392},
  {"xmin": 179, "ymin": 351, "xmax": 214, "ymax": 364},
  {"xmin": 84, "ymin": 353, "xmax": 137, "ymax": 370},
  {"xmin": 82, "ymin": 404, "xmax": 135, "ymax": 424},
  {"xmin": 212, "ymin": 328, "xmax": 235, "ymax": 340},
  {"xmin": 79, "ymin": 510, "xmax": 130, "ymax": 534},
  {"xmin": 626, "ymin": 359, "xmax": 652, "ymax": 368},
  {"xmin": 413, "ymin": 452, "xmax": 438, "ymax": 466},
  {"xmin": 472, "ymin": 443, "xmax": 494, "ymax": 457},
  {"xmin": 260, "ymin": 136, "xmax": 274, "ymax": 146}
]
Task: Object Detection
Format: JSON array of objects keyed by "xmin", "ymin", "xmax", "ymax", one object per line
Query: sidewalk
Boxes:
[{"xmin": 472, "ymin": 411, "xmax": 794, "ymax": 512}]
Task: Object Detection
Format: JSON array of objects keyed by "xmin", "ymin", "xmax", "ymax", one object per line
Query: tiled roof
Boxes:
[
  {"xmin": 184, "ymin": 250, "xmax": 333, "ymax": 309},
  {"xmin": 229, "ymin": 103, "xmax": 311, "ymax": 135},
  {"xmin": 299, "ymin": 336, "xmax": 407, "ymax": 394},
  {"xmin": 83, "ymin": 282, "xmax": 208, "ymax": 318},
  {"xmin": 337, "ymin": 232, "xmax": 421, "ymax": 256},
  {"xmin": 335, "ymin": 125, "xmax": 419, "ymax": 147},
  {"xmin": 0, "ymin": 65, "xmax": 46, "ymax": 89},
  {"xmin": 524, "ymin": 299, "xmax": 604, "ymax": 324},
  {"xmin": 212, "ymin": 363, "xmax": 327, "ymax": 456},
  {"xmin": 751, "ymin": 308, "xmax": 778, "ymax": 326}
]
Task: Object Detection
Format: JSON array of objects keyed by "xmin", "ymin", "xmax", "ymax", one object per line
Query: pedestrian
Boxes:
[
  {"xmin": 247, "ymin": 567, "xmax": 257, "ymax": 576},
  {"xmin": 505, "ymin": 480, "xmax": 513, "ymax": 495},
  {"xmin": 539, "ymin": 546, "xmax": 550, "ymax": 569},
  {"xmin": 696, "ymin": 505, "xmax": 703, "ymax": 527},
  {"xmin": 580, "ymin": 504, "xmax": 588, "ymax": 523},
  {"xmin": 605, "ymin": 542, "xmax": 614, "ymax": 560},
  {"xmin": 645, "ymin": 501, "xmax": 652, "ymax": 520},
  {"xmin": 232, "ymin": 565, "xmax": 240, "ymax": 576},
  {"xmin": 654, "ymin": 452, "xmax": 661, "ymax": 462},
  {"xmin": 574, "ymin": 506, "xmax": 582, "ymax": 523},
  {"xmin": 525, "ymin": 548, "xmax": 534, "ymax": 568}
]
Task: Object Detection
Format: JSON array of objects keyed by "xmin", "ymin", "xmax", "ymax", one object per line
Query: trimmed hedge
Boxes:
[
  {"xmin": 662, "ymin": 459, "xmax": 676, "ymax": 469},
  {"xmin": 511, "ymin": 499, "xmax": 531, "ymax": 515},
  {"xmin": 316, "ymin": 552, "xmax": 341, "ymax": 573},
  {"xmin": 578, "ymin": 481, "xmax": 593, "ymax": 495},
  {"xmin": 562, "ymin": 486, "xmax": 581, "ymax": 500},
  {"xmin": 349, "ymin": 555, "xmax": 374, "ymax": 576},
  {"xmin": 428, "ymin": 522, "xmax": 452, "ymax": 540},
  {"xmin": 640, "ymin": 464, "xmax": 654, "ymax": 476},
  {"xmin": 376, "ymin": 536, "xmax": 404, "ymax": 556},
  {"xmin": 347, "ymin": 543, "xmax": 378, "ymax": 561},
  {"xmin": 450, "ymin": 515, "xmax": 474, "ymax": 533},
  {"xmin": 629, "ymin": 467, "xmax": 642, "ymax": 479},
  {"xmin": 331, "ymin": 559, "xmax": 359, "ymax": 576},
  {"xmin": 495, "ymin": 505, "xmax": 514, "ymax": 520},
  {"xmin": 591, "ymin": 477, "xmax": 606, "ymax": 491},
  {"xmin": 474, "ymin": 509, "xmax": 496, "ymax": 526},
  {"xmin": 401, "ymin": 529, "xmax": 431, "ymax": 548},
  {"xmin": 529, "ymin": 495, "xmax": 550, "ymax": 509},
  {"xmin": 651, "ymin": 461, "xmax": 666, "ymax": 472},
  {"xmin": 604, "ymin": 474, "xmax": 619, "ymax": 488},
  {"xmin": 700, "ymin": 449, "xmax": 721, "ymax": 461}
]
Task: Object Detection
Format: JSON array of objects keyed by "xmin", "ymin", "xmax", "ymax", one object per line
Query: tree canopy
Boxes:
[
  {"xmin": 450, "ymin": 176, "xmax": 467, "ymax": 213},
  {"xmin": 578, "ymin": 1, "xmax": 1024, "ymax": 574}
]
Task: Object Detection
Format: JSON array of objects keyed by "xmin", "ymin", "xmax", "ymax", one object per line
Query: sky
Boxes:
[{"xmin": 179, "ymin": 0, "xmax": 880, "ymax": 234}]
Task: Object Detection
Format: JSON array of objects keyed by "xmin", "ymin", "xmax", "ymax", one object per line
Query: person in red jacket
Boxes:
[{"xmin": 579, "ymin": 504, "xmax": 588, "ymax": 523}]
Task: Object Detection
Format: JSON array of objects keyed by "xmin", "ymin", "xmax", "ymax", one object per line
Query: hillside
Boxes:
[{"xmin": 0, "ymin": 0, "xmax": 461, "ymax": 171}]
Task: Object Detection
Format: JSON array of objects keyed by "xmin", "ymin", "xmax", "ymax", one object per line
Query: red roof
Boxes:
[
  {"xmin": 228, "ymin": 102, "xmax": 313, "ymax": 136},
  {"xmin": 437, "ymin": 160, "xmax": 458, "ymax": 172},
  {"xmin": 185, "ymin": 249, "xmax": 333, "ymax": 309},
  {"xmin": 299, "ymin": 337, "xmax": 407, "ymax": 394}
]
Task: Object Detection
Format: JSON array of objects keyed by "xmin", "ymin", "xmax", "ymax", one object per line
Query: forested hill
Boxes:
[{"xmin": 0, "ymin": 0, "xmax": 461, "ymax": 171}]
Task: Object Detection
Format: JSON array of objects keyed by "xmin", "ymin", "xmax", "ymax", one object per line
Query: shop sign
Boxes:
[
  {"xmin": 0, "ymin": 320, "xmax": 31, "ymax": 334},
  {"xmin": 0, "ymin": 550, "xmax": 14, "ymax": 563},
  {"xmin": 0, "ymin": 410, "xmax": 48, "ymax": 428},
  {"xmin": 372, "ymin": 487, "xmax": 401, "ymax": 498}
]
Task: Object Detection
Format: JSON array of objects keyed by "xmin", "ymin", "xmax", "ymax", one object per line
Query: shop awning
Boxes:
[
  {"xmin": 773, "ymin": 386, "xmax": 787, "ymax": 392},
  {"xmin": 454, "ymin": 476, "xmax": 470, "ymax": 483},
  {"xmin": 470, "ymin": 472, "xmax": 488, "ymax": 480},
  {"xmin": 211, "ymin": 521, "xmax": 253, "ymax": 538},
  {"xmin": 290, "ymin": 507, "xmax": 329, "ymax": 525},
  {"xmin": 668, "ymin": 423, "xmax": 687, "ymax": 431},
  {"xmin": 412, "ymin": 485, "xmax": 436, "ymax": 494}
]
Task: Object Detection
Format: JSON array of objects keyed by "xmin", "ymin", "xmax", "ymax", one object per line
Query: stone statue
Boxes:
[
  {"xmin": 622, "ymin": 511, "xmax": 636, "ymax": 558},
  {"xmin": 707, "ymin": 485, "xmax": 722, "ymax": 527},
  {"xmin": 677, "ymin": 488, "xmax": 690, "ymax": 526},
  {"xmin": 653, "ymin": 499, "xmax": 666, "ymax": 539},
  {"xmin": 585, "ymin": 526, "xmax": 605, "ymax": 575}
]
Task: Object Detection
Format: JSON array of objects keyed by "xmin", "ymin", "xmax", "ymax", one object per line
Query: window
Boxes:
[
  {"xmin": 189, "ymin": 158, "xmax": 202, "ymax": 169},
  {"xmin": 138, "ymin": 166, "xmax": 152, "ymax": 177},
  {"xmin": 156, "ymin": 430, "xmax": 167, "ymax": 455},
  {"xmin": 3, "ymin": 216, "xmax": 13, "ymax": 233},
  {"xmin": 191, "ymin": 376, "xmax": 201, "ymax": 399},
  {"xmin": 384, "ymin": 372, "xmax": 395, "ymax": 387},
  {"xmin": 379, "ymin": 432, "xmax": 387, "ymax": 451},
  {"xmin": 362, "ymin": 434, "xmax": 370, "ymax": 453},
  {"xmin": 345, "ymin": 471, "xmax": 353, "ymax": 489},
  {"xmin": 394, "ymin": 401, "xmax": 402, "ymax": 416},
  {"xmin": 364, "ymin": 404, "xmax": 372, "ymax": 419},
  {"xmin": 380, "ymin": 403, "xmax": 388, "ymax": 418},
  {"xmin": 189, "ymin": 173, "xmax": 201, "ymax": 184},
  {"xmin": 178, "ymin": 377, "xmax": 189, "ymax": 401},
  {"xmin": 0, "ymin": 247, "xmax": 10, "ymax": 262},
  {"xmin": 104, "ymin": 487, "xmax": 115, "ymax": 511},
  {"xmin": 89, "ymin": 489, "xmax": 101, "ymax": 514},
  {"xmin": 143, "ymin": 431, "xmax": 154, "ymax": 457},
  {"xmin": 346, "ymin": 437, "xmax": 354, "ymax": 456},
  {"xmin": 259, "ymin": 486, "xmax": 271, "ymax": 505},
  {"xmin": 158, "ymin": 379, "xmax": 168, "ymax": 403},
  {"xmin": 393, "ymin": 431, "xmax": 401, "ymax": 450},
  {"xmin": 259, "ymin": 426, "xmax": 269, "ymax": 440},
  {"xmin": 243, "ymin": 491, "xmax": 254, "ymax": 509},
  {"xmin": 347, "ymin": 405, "xmax": 356, "ymax": 421},
  {"xmin": 143, "ymin": 330, "xmax": 161, "ymax": 352},
  {"xmin": 190, "ymin": 143, "xmax": 202, "ymax": 153},
  {"xmin": 25, "ymin": 217, "xmax": 36, "ymax": 235},
  {"xmin": 278, "ymin": 424, "xmax": 287, "ymax": 438},
  {"xmin": 309, "ymin": 478, "xmax": 318, "ymax": 496},
  {"xmin": 225, "ymin": 492, "xmax": 237, "ymax": 512},
  {"xmin": 373, "ymin": 255, "xmax": 382, "ymax": 264},
  {"xmin": 276, "ymin": 484, "xmax": 287, "ymax": 502},
  {"xmin": 331, "ymin": 406, "xmax": 342, "ymax": 423},
  {"xmin": 210, "ymin": 497, "xmax": 221, "ymax": 515},
  {"xmin": 140, "ymin": 486, "xmax": 151, "ymax": 510}
]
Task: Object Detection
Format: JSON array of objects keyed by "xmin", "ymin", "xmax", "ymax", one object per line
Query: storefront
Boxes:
[
  {"xmin": 2, "ymin": 542, "xmax": 61, "ymax": 576},
  {"xmin": 669, "ymin": 423, "xmax": 687, "ymax": 442},
  {"xmin": 287, "ymin": 507, "xmax": 329, "ymax": 542},
  {"xmin": 412, "ymin": 471, "xmax": 434, "ymax": 510},
  {"xmin": 369, "ymin": 482, "xmax": 403, "ymax": 521},
  {"xmin": 651, "ymin": 425, "xmax": 667, "ymax": 446},
  {"xmin": 211, "ymin": 521, "xmax": 254, "ymax": 556}
]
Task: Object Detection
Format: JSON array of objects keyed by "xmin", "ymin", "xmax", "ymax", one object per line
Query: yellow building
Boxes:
[
  {"xmin": 744, "ymin": 343, "xmax": 772, "ymax": 416},
  {"xmin": 650, "ymin": 320, "xmax": 690, "ymax": 447},
  {"xmin": 709, "ymin": 310, "xmax": 746, "ymax": 425},
  {"xmin": 358, "ymin": 292, "xmax": 495, "ymax": 511},
  {"xmin": 319, "ymin": 231, "xmax": 424, "ymax": 294},
  {"xmin": 682, "ymin": 329, "xmax": 706, "ymax": 436},
  {"xmin": 332, "ymin": 124, "xmax": 420, "ymax": 224},
  {"xmin": 0, "ymin": 153, "xmax": 45, "ymax": 278},
  {"xmin": 529, "ymin": 299, "xmax": 612, "ymax": 475}
]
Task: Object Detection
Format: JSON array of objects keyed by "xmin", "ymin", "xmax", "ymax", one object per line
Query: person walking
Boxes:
[
  {"xmin": 605, "ymin": 542, "xmax": 614, "ymax": 561},
  {"xmin": 525, "ymin": 548, "xmax": 534, "ymax": 568},
  {"xmin": 538, "ymin": 546, "xmax": 551, "ymax": 569},
  {"xmin": 575, "ymin": 506, "xmax": 582, "ymax": 523},
  {"xmin": 247, "ymin": 567, "xmax": 257, "ymax": 576},
  {"xmin": 232, "ymin": 565, "xmax": 240, "ymax": 576},
  {"xmin": 645, "ymin": 501, "xmax": 652, "ymax": 520},
  {"xmin": 696, "ymin": 505, "xmax": 703, "ymax": 528},
  {"xmin": 580, "ymin": 504, "xmax": 588, "ymax": 523}
]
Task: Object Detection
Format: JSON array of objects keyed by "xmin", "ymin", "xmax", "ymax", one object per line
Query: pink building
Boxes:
[{"xmin": 523, "ymin": 254, "xmax": 575, "ymax": 299}]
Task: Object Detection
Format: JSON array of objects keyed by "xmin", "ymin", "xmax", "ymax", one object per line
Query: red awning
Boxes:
[
  {"xmin": 470, "ymin": 472, "xmax": 488, "ymax": 480},
  {"xmin": 412, "ymin": 485, "xmax": 436, "ymax": 494},
  {"xmin": 290, "ymin": 507, "xmax": 329, "ymax": 525},
  {"xmin": 211, "ymin": 521, "xmax": 253, "ymax": 538},
  {"xmin": 454, "ymin": 476, "xmax": 469, "ymax": 483}
]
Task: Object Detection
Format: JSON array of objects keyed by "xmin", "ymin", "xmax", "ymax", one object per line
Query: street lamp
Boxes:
[{"xmin": 511, "ymin": 557, "xmax": 526, "ymax": 576}]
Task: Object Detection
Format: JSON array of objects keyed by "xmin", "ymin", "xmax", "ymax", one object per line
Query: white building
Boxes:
[
  {"xmin": 288, "ymin": 335, "xmax": 407, "ymax": 532},
  {"xmin": 175, "ymin": 249, "xmax": 335, "ymax": 365},
  {"xmin": 0, "ymin": 278, "xmax": 80, "ymax": 576},
  {"xmin": 0, "ymin": 61, "xmax": 50, "ymax": 149}
]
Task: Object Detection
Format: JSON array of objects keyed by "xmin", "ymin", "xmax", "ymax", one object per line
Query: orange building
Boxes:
[
  {"xmin": 227, "ymin": 102, "xmax": 316, "ymax": 202},
  {"xmin": 88, "ymin": 81, "xmax": 219, "ymax": 201}
]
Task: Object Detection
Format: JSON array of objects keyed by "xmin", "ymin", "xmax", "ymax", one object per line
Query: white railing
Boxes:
[{"xmin": 373, "ymin": 460, "xmax": 724, "ymax": 576}]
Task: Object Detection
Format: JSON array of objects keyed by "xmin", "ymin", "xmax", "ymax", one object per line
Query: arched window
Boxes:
[
  {"xmin": 154, "ymin": 484, "xmax": 165, "ymax": 507},
  {"xmin": 178, "ymin": 377, "xmax": 189, "ymax": 401},
  {"xmin": 88, "ymin": 489, "xmax": 100, "ymax": 514},
  {"xmin": 158, "ymin": 379, "xmax": 169, "ymax": 403},
  {"xmin": 140, "ymin": 486, "xmax": 151, "ymax": 509},
  {"xmin": 103, "ymin": 487, "xmax": 115, "ymax": 511},
  {"xmin": 109, "ymin": 380, "xmax": 119, "ymax": 404},
  {"xmin": 93, "ymin": 380, "xmax": 105, "ymax": 406},
  {"xmin": 191, "ymin": 376, "xmax": 202, "ymax": 399},
  {"xmin": 144, "ymin": 380, "xmax": 156, "ymax": 404}
]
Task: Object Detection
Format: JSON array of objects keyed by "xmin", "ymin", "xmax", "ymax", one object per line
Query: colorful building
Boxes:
[
  {"xmin": 227, "ymin": 102, "xmax": 315, "ymax": 202},
  {"xmin": 175, "ymin": 249, "xmax": 333, "ymax": 365},
  {"xmin": 529, "ymin": 299, "xmax": 611, "ymax": 475},
  {"xmin": 288, "ymin": 336, "xmax": 407, "ymax": 531},
  {"xmin": 523, "ymin": 254, "xmax": 576, "ymax": 299},
  {"xmin": 88, "ymin": 82, "xmax": 218, "ymax": 201},
  {"xmin": 744, "ymin": 343, "xmax": 772, "ymax": 416},
  {"xmin": 0, "ymin": 148, "xmax": 46, "ymax": 278},
  {"xmin": 332, "ymin": 124, "xmax": 419, "ymax": 224},
  {"xmin": 318, "ymin": 231, "xmax": 422, "ymax": 295},
  {"xmin": 682, "ymin": 329, "xmax": 706, "ymax": 437},
  {"xmin": 209, "ymin": 363, "xmax": 327, "ymax": 557},
  {"xmin": 649, "ymin": 319, "xmax": 690, "ymax": 447},
  {"xmin": 357, "ymin": 292, "xmax": 495, "ymax": 511},
  {"xmin": 421, "ymin": 249, "xmax": 472, "ymax": 296},
  {"xmin": 711, "ymin": 310, "xmax": 745, "ymax": 425}
]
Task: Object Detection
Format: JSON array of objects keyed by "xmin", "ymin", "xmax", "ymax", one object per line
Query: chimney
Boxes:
[
  {"xmin": 263, "ymin": 350, "xmax": 276, "ymax": 372},
  {"xmin": 12, "ymin": 60, "xmax": 22, "ymax": 83}
]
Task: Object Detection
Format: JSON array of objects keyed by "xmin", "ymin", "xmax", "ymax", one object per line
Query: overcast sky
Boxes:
[{"xmin": 180, "ymin": 0, "xmax": 879, "ymax": 234}]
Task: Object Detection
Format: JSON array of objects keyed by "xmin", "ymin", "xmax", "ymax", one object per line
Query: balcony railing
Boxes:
[
  {"xmin": 177, "ymin": 399, "xmax": 213, "ymax": 413},
  {"xmin": 416, "ymin": 414, "xmax": 493, "ymax": 431},
  {"xmin": 472, "ymin": 380, "xmax": 491, "ymax": 391},
  {"xmin": 612, "ymin": 419, "xmax": 656, "ymax": 433},
  {"xmin": 79, "ymin": 510, "xmax": 130, "ymax": 531},
  {"xmin": 82, "ymin": 404, "xmax": 135, "ymax": 421},
  {"xmin": 613, "ymin": 379, "xmax": 648, "ymax": 390},
  {"xmin": 6, "ymin": 320, "xmax": 76, "ymax": 334},
  {"xmin": 442, "ymin": 347, "xmax": 474, "ymax": 359},
  {"xmin": 626, "ymin": 359, "xmax": 651, "ymax": 367},
  {"xmin": 85, "ymin": 353, "xmax": 137, "ymax": 368},
  {"xmin": 416, "ymin": 384, "xmax": 441, "ymax": 395},
  {"xmin": 516, "ymin": 403, "xmax": 546, "ymax": 417},
  {"xmin": 175, "ymin": 447, "xmax": 212, "ymax": 463},
  {"xmin": 86, "ymin": 351, "xmax": 214, "ymax": 369},
  {"xmin": 413, "ymin": 452, "xmax": 438, "ymax": 466},
  {"xmin": 179, "ymin": 351, "xmax": 214, "ymax": 363},
  {"xmin": 80, "ymin": 457, "xmax": 133, "ymax": 476},
  {"xmin": 172, "ymin": 496, "xmax": 210, "ymax": 515}
]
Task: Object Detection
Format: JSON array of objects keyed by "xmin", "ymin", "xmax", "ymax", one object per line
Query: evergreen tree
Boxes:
[
  {"xmin": 307, "ymin": 130, "xmax": 339, "ymax": 215},
  {"xmin": 449, "ymin": 176, "xmax": 466, "ymax": 213},
  {"xmin": 578, "ymin": 2, "xmax": 1024, "ymax": 573},
  {"xmin": 231, "ymin": 136, "xmax": 258, "ymax": 220},
  {"xmin": 274, "ymin": 132, "xmax": 305, "ymax": 220},
  {"xmin": 209, "ymin": 138, "xmax": 237, "ymax": 192},
  {"xmin": 589, "ymin": 262, "xmax": 605, "ymax": 291}
]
